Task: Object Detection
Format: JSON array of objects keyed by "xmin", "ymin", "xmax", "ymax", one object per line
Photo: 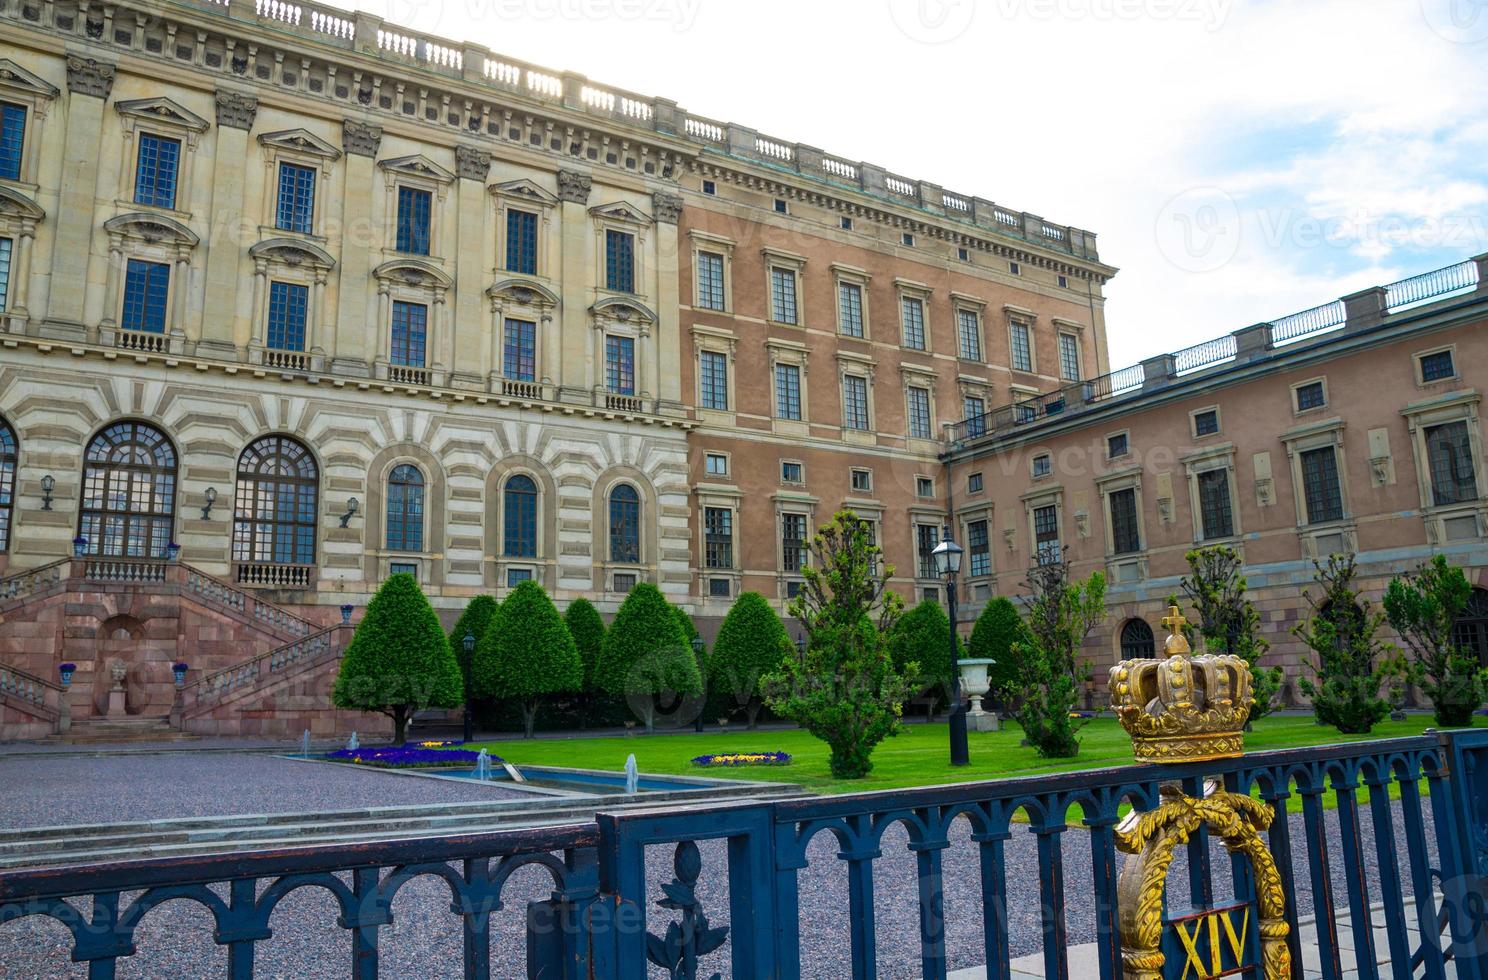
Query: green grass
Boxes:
[{"xmin": 465, "ymin": 715, "xmax": 1464, "ymax": 796}]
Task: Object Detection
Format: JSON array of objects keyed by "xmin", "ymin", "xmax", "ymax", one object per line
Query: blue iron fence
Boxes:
[{"xmin": 3, "ymin": 731, "xmax": 1488, "ymax": 979}]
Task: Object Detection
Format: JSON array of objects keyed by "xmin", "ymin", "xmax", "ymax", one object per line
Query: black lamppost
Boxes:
[
  {"xmin": 462, "ymin": 632, "xmax": 476, "ymax": 743},
  {"xmin": 930, "ymin": 527, "xmax": 969, "ymax": 767},
  {"xmin": 691, "ymin": 636, "xmax": 706, "ymax": 733}
]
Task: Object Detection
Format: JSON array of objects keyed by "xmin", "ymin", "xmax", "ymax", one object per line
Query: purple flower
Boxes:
[
  {"xmin": 324, "ymin": 744, "xmax": 502, "ymax": 769},
  {"xmin": 58, "ymin": 663, "xmax": 77, "ymax": 672},
  {"xmin": 691, "ymin": 751, "xmax": 792, "ymax": 767}
]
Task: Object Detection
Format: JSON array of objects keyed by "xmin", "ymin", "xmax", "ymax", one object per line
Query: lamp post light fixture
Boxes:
[
  {"xmin": 339, "ymin": 496, "xmax": 360, "ymax": 528},
  {"xmin": 690, "ymin": 636, "xmax": 706, "ymax": 733},
  {"xmin": 201, "ymin": 486, "xmax": 218, "ymax": 520},
  {"xmin": 795, "ymin": 633, "xmax": 807, "ymax": 661},
  {"xmin": 929, "ymin": 527, "xmax": 969, "ymax": 767},
  {"xmin": 39, "ymin": 474, "xmax": 54, "ymax": 511},
  {"xmin": 462, "ymin": 632, "xmax": 477, "ymax": 743}
]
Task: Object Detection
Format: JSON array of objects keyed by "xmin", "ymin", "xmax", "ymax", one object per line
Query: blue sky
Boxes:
[{"xmin": 328, "ymin": 0, "xmax": 1488, "ymax": 368}]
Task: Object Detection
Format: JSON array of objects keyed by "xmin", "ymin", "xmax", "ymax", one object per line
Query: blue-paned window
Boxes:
[
  {"xmin": 0, "ymin": 103, "xmax": 25, "ymax": 181},
  {"xmin": 0, "ymin": 237, "xmax": 11, "ymax": 312},
  {"xmin": 134, "ymin": 134, "xmax": 181, "ymax": 209},
  {"xmin": 504, "ymin": 318, "xmax": 536, "ymax": 382},
  {"xmin": 385, "ymin": 464, "xmax": 424, "ymax": 552},
  {"xmin": 699, "ymin": 350, "xmax": 728, "ymax": 410},
  {"xmin": 605, "ymin": 335, "xmax": 635, "ymax": 395},
  {"xmin": 276, "ymin": 163, "xmax": 316, "ymax": 234},
  {"xmin": 503, "ymin": 474, "xmax": 538, "ymax": 558},
  {"xmin": 391, "ymin": 301, "xmax": 428, "ymax": 367},
  {"xmin": 605, "ymin": 229, "xmax": 634, "ymax": 292},
  {"xmin": 609, "ymin": 484, "xmax": 640, "ymax": 563},
  {"xmin": 266, "ymin": 281, "xmax": 308, "ymax": 352},
  {"xmin": 396, "ymin": 186, "xmax": 432, "ymax": 255},
  {"xmin": 506, "ymin": 209, "xmax": 538, "ymax": 275},
  {"xmin": 121, "ymin": 259, "xmax": 170, "ymax": 333}
]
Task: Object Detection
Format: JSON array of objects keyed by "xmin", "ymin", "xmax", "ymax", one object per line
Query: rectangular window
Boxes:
[
  {"xmin": 782, "ymin": 512, "xmax": 807, "ymax": 572},
  {"xmin": 1033, "ymin": 505, "xmax": 1060, "ymax": 564},
  {"xmin": 134, "ymin": 134, "xmax": 181, "ymax": 209},
  {"xmin": 702, "ymin": 179, "xmax": 716, "ymax": 195},
  {"xmin": 700, "ymin": 350, "xmax": 729, "ymax": 410},
  {"xmin": 1058, "ymin": 333, "xmax": 1081, "ymax": 381},
  {"xmin": 968, "ymin": 472, "xmax": 984, "ymax": 494},
  {"xmin": 771, "ymin": 267, "xmax": 798, "ymax": 324},
  {"xmin": 696, "ymin": 251, "xmax": 725, "ymax": 310},
  {"xmin": 390, "ymin": 301, "xmax": 428, "ymax": 367},
  {"xmin": 964, "ymin": 396, "xmax": 986, "ymax": 438},
  {"xmin": 605, "ymin": 229, "xmax": 635, "ymax": 292},
  {"xmin": 902, "ymin": 232, "xmax": 915, "ymax": 247},
  {"xmin": 775, "ymin": 364, "xmax": 802, "ymax": 420},
  {"xmin": 840, "ymin": 216, "xmax": 854, "ymax": 230},
  {"xmin": 0, "ymin": 102, "xmax": 23, "ymax": 181},
  {"xmin": 613, "ymin": 572, "xmax": 637, "ymax": 592},
  {"xmin": 916, "ymin": 523, "xmax": 940, "ymax": 579},
  {"xmin": 505, "ymin": 209, "xmax": 538, "ymax": 275},
  {"xmin": 1033, "ymin": 454, "xmax": 1051, "ymax": 478},
  {"xmin": 906, "ymin": 386, "xmax": 932, "ymax": 439},
  {"xmin": 0, "ymin": 237, "xmax": 11, "ymax": 312},
  {"xmin": 1198, "ymin": 469, "xmax": 1234, "ymax": 539},
  {"xmin": 1301, "ymin": 446, "xmax": 1344, "ymax": 524},
  {"xmin": 916, "ymin": 476, "xmax": 935, "ymax": 498},
  {"xmin": 1295, "ymin": 381, "xmax": 1326, "ymax": 412},
  {"xmin": 1194, "ymin": 409, "xmax": 1220, "ymax": 437},
  {"xmin": 395, "ymin": 186, "xmax": 432, "ymax": 255},
  {"xmin": 506, "ymin": 567, "xmax": 533, "ymax": 587},
  {"xmin": 275, "ymin": 162, "xmax": 316, "ymax": 234},
  {"xmin": 1109, "ymin": 487, "xmax": 1141, "ymax": 554},
  {"xmin": 121, "ymin": 259, "xmax": 170, "ymax": 333},
  {"xmin": 774, "ymin": 198, "xmax": 787, "ymax": 214},
  {"xmin": 842, "ymin": 375, "xmax": 869, "ymax": 430},
  {"xmin": 709, "ymin": 577, "xmax": 732, "ymax": 598},
  {"xmin": 851, "ymin": 468, "xmax": 872, "ymax": 493},
  {"xmin": 968, "ymin": 519, "xmax": 990, "ymax": 577},
  {"xmin": 1426, "ymin": 421, "xmax": 1479, "ymax": 505},
  {"xmin": 781, "ymin": 461, "xmax": 803, "ymax": 484},
  {"xmin": 901, "ymin": 296, "xmax": 926, "ymax": 350},
  {"xmin": 838, "ymin": 281, "xmax": 864, "ymax": 337},
  {"xmin": 1108, "ymin": 432, "xmax": 1129, "ymax": 458},
  {"xmin": 704, "ymin": 506, "xmax": 733, "ymax": 569},
  {"xmin": 1010, "ymin": 322, "xmax": 1032, "ymax": 372},
  {"xmin": 704, "ymin": 453, "xmax": 728, "ymax": 477},
  {"xmin": 503, "ymin": 318, "xmax": 537, "ymax": 382},
  {"xmin": 1010, "ymin": 261, "xmax": 1021, "ymax": 275},
  {"xmin": 957, "ymin": 309, "xmax": 982, "ymax": 361},
  {"xmin": 266, "ymin": 281, "xmax": 308, "ymax": 352},
  {"xmin": 605, "ymin": 335, "xmax": 635, "ymax": 395},
  {"xmin": 390, "ymin": 561, "xmax": 419, "ymax": 578},
  {"xmin": 1421, "ymin": 349, "xmax": 1456, "ymax": 382}
]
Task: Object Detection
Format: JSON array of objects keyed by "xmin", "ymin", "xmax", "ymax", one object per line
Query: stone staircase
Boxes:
[{"xmin": 48, "ymin": 715, "xmax": 198, "ymax": 745}]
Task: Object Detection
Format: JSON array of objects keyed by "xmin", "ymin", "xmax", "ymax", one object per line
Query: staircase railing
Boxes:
[
  {"xmin": 0, "ymin": 662, "xmax": 62, "ymax": 719},
  {"xmin": 186, "ymin": 623, "xmax": 351, "ymax": 712},
  {"xmin": 0, "ymin": 559, "xmax": 70, "ymax": 605}
]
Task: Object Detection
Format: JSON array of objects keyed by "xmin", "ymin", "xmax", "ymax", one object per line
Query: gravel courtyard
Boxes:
[{"xmin": 0, "ymin": 749, "xmax": 1445, "ymax": 978}]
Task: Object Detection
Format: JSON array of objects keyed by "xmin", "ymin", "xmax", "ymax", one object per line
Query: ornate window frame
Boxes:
[
  {"xmin": 0, "ymin": 185, "xmax": 44, "ymax": 327},
  {"xmin": 1097, "ymin": 466, "xmax": 1148, "ymax": 585},
  {"xmin": 691, "ymin": 324, "xmax": 736, "ymax": 423},
  {"xmin": 895, "ymin": 277, "xmax": 933, "ymax": 353},
  {"xmin": 951, "ymin": 292, "xmax": 987, "ymax": 363},
  {"xmin": 766, "ymin": 337, "xmax": 810, "ymax": 436},
  {"xmin": 372, "ymin": 259, "xmax": 452, "ymax": 385},
  {"xmin": 836, "ymin": 349, "xmax": 877, "ymax": 446},
  {"xmin": 1280, "ymin": 416, "xmax": 1355, "ymax": 557},
  {"xmin": 957, "ymin": 502, "xmax": 996, "ymax": 598},
  {"xmin": 1054, "ymin": 317, "xmax": 1084, "ymax": 382},
  {"xmin": 695, "ymin": 485, "xmax": 742, "ymax": 602},
  {"xmin": 595, "ymin": 473, "xmax": 655, "ymax": 593},
  {"xmin": 590, "ymin": 296, "xmax": 657, "ymax": 410},
  {"xmin": 590, "ymin": 201, "xmax": 652, "ymax": 299},
  {"xmin": 763, "ymin": 247, "xmax": 807, "ymax": 328},
  {"xmin": 0, "ymin": 60, "xmax": 59, "ymax": 188},
  {"xmin": 257, "ymin": 128, "xmax": 341, "ymax": 239},
  {"xmin": 688, "ymin": 229, "xmax": 734, "ymax": 313},
  {"xmin": 487, "ymin": 278, "xmax": 559, "ymax": 398},
  {"xmin": 831, "ymin": 262, "xmax": 871, "ymax": 338},
  {"xmin": 99, "ymin": 212, "xmax": 199, "ymax": 350},
  {"xmin": 1182, "ymin": 443, "xmax": 1241, "ymax": 544},
  {"xmin": 113, "ymin": 97, "xmax": 209, "ymax": 216},
  {"xmin": 379, "ymin": 154, "xmax": 455, "ymax": 260},
  {"xmin": 1020, "ymin": 483, "xmax": 1065, "ymax": 566},
  {"xmin": 247, "ymin": 238, "xmax": 336, "ymax": 371},
  {"xmin": 901, "ymin": 362, "xmax": 938, "ymax": 446},
  {"xmin": 1402, "ymin": 389, "xmax": 1486, "ymax": 544},
  {"xmin": 774, "ymin": 489, "xmax": 818, "ymax": 602},
  {"xmin": 1006, "ymin": 304, "xmax": 1037, "ymax": 374},
  {"xmin": 492, "ymin": 178, "xmax": 558, "ymax": 280}
]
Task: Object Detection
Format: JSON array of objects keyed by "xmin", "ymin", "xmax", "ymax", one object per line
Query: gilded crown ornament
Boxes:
[{"xmin": 1108, "ymin": 604, "xmax": 1253, "ymax": 763}]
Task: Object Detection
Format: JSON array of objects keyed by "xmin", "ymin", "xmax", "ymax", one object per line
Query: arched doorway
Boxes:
[
  {"xmin": 77, "ymin": 421, "xmax": 178, "ymax": 558},
  {"xmin": 1120, "ymin": 618, "xmax": 1156, "ymax": 658}
]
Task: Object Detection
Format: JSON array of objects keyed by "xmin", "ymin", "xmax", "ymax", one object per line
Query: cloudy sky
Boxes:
[{"xmin": 325, "ymin": 0, "xmax": 1488, "ymax": 367}]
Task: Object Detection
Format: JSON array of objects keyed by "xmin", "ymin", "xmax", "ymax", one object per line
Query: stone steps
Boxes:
[{"xmin": 45, "ymin": 716, "xmax": 199, "ymax": 744}]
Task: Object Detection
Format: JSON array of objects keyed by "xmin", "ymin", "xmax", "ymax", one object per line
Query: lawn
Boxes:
[{"xmin": 465, "ymin": 715, "xmax": 1464, "ymax": 796}]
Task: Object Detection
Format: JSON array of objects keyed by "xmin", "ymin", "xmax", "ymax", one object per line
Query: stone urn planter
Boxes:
[{"xmin": 958, "ymin": 657, "xmax": 1000, "ymax": 732}]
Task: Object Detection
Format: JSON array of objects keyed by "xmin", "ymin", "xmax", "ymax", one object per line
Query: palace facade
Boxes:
[{"xmin": 0, "ymin": 0, "xmax": 1483, "ymax": 738}]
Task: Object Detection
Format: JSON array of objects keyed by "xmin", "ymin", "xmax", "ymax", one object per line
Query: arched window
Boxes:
[
  {"xmin": 1453, "ymin": 588, "xmax": 1488, "ymax": 668},
  {"xmin": 1120, "ymin": 618, "xmax": 1155, "ymax": 658},
  {"xmin": 385, "ymin": 464, "xmax": 425, "ymax": 552},
  {"xmin": 503, "ymin": 474, "xmax": 538, "ymax": 558},
  {"xmin": 0, "ymin": 416, "xmax": 14, "ymax": 553},
  {"xmin": 78, "ymin": 421, "xmax": 177, "ymax": 558},
  {"xmin": 608, "ymin": 483, "xmax": 641, "ymax": 564},
  {"xmin": 232, "ymin": 435, "xmax": 318, "ymax": 566}
]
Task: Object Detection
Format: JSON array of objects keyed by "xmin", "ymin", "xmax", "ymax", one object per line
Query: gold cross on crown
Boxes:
[{"xmin": 1161, "ymin": 604, "xmax": 1191, "ymax": 656}]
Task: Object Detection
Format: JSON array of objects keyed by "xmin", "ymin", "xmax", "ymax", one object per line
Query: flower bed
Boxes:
[
  {"xmin": 691, "ymin": 751, "xmax": 792, "ymax": 768},
  {"xmin": 323, "ymin": 742, "xmax": 503, "ymax": 769}
]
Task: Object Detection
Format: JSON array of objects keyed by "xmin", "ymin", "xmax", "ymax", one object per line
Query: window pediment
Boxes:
[
  {"xmin": 589, "ymin": 200, "xmax": 652, "ymax": 226},
  {"xmin": 258, "ymin": 128, "xmax": 341, "ymax": 161},
  {"xmin": 114, "ymin": 97, "xmax": 209, "ymax": 133},
  {"xmin": 378, "ymin": 154, "xmax": 456, "ymax": 184},
  {"xmin": 373, "ymin": 258, "xmax": 452, "ymax": 289},
  {"xmin": 0, "ymin": 60, "xmax": 59, "ymax": 102},
  {"xmin": 103, "ymin": 211, "xmax": 199, "ymax": 247},
  {"xmin": 492, "ymin": 179, "xmax": 558, "ymax": 208},
  {"xmin": 249, "ymin": 237, "xmax": 336, "ymax": 271},
  {"xmin": 0, "ymin": 186, "xmax": 45, "ymax": 222},
  {"xmin": 488, "ymin": 278, "xmax": 559, "ymax": 307},
  {"xmin": 590, "ymin": 295, "xmax": 657, "ymax": 324}
]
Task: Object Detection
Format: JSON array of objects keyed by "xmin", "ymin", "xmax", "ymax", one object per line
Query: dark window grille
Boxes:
[
  {"xmin": 1198, "ymin": 469, "xmax": 1234, "ymax": 539},
  {"xmin": 384, "ymin": 464, "xmax": 424, "ymax": 552},
  {"xmin": 907, "ymin": 387, "xmax": 931, "ymax": 439},
  {"xmin": 395, "ymin": 186, "xmax": 431, "ymax": 255},
  {"xmin": 704, "ymin": 506, "xmax": 732, "ymax": 569},
  {"xmin": 276, "ymin": 163, "xmax": 316, "ymax": 233},
  {"xmin": 121, "ymin": 259, "xmax": 170, "ymax": 333},
  {"xmin": 1295, "ymin": 382, "xmax": 1325, "ymax": 412},
  {"xmin": 843, "ymin": 376, "xmax": 869, "ymax": 430},
  {"xmin": 968, "ymin": 520, "xmax": 990, "ymax": 577},
  {"xmin": 1427, "ymin": 421, "xmax": 1478, "ymax": 505},
  {"xmin": 505, "ymin": 209, "xmax": 538, "ymax": 274},
  {"xmin": 1034, "ymin": 505, "xmax": 1060, "ymax": 564},
  {"xmin": 1120, "ymin": 619, "xmax": 1156, "ymax": 657},
  {"xmin": 134, "ymin": 134, "xmax": 180, "ymax": 209},
  {"xmin": 609, "ymin": 484, "xmax": 640, "ymax": 563},
  {"xmin": 390, "ymin": 301, "xmax": 427, "ymax": 367},
  {"xmin": 1010, "ymin": 323, "xmax": 1032, "ymax": 372},
  {"xmin": 838, "ymin": 282, "xmax": 863, "ymax": 336},
  {"xmin": 232, "ymin": 435, "xmax": 318, "ymax": 566},
  {"xmin": 782, "ymin": 513, "xmax": 806, "ymax": 572},
  {"xmin": 503, "ymin": 474, "xmax": 538, "ymax": 558},
  {"xmin": 775, "ymin": 364, "xmax": 802, "ymax": 420},
  {"xmin": 916, "ymin": 523, "xmax": 939, "ymax": 579},
  {"xmin": 77, "ymin": 422, "xmax": 178, "ymax": 559},
  {"xmin": 1453, "ymin": 588, "xmax": 1488, "ymax": 667},
  {"xmin": 1109, "ymin": 487, "xmax": 1141, "ymax": 554},
  {"xmin": 771, "ymin": 268, "xmax": 798, "ymax": 324},
  {"xmin": 1194, "ymin": 410, "xmax": 1220, "ymax": 437},
  {"xmin": 1301, "ymin": 447, "xmax": 1344, "ymax": 524},
  {"xmin": 605, "ymin": 230, "xmax": 635, "ymax": 292},
  {"xmin": 696, "ymin": 251, "xmax": 725, "ymax": 310},
  {"xmin": 503, "ymin": 319, "xmax": 536, "ymax": 382},
  {"xmin": 267, "ymin": 281, "xmax": 308, "ymax": 352},
  {"xmin": 700, "ymin": 351, "xmax": 729, "ymax": 410},
  {"xmin": 958, "ymin": 309, "xmax": 982, "ymax": 360},
  {"xmin": 1421, "ymin": 350, "xmax": 1455, "ymax": 382},
  {"xmin": 901, "ymin": 297, "xmax": 926, "ymax": 350}
]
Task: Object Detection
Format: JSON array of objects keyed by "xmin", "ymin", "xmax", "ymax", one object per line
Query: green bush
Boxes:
[
  {"xmin": 332, "ymin": 574, "xmax": 463, "ymax": 743},
  {"xmin": 1385, "ymin": 555, "xmax": 1487, "ymax": 727},
  {"xmin": 888, "ymin": 600, "xmax": 958, "ymax": 719},
  {"xmin": 1004, "ymin": 558, "xmax": 1105, "ymax": 758},
  {"xmin": 471, "ymin": 580, "xmax": 582, "ymax": 738},
  {"xmin": 711, "ymin": 591, "xmax": 793, "ymax": 728},
  {"xmin": 1181, "ymin": 545, "xmax": 1283, "ymax": 722},
  {"xmin": 594, "ymin": 583, "xmax": 701, "ymax": 732},
  {"xmin": 968, "ymin": 597, "xmax": 1032, "ymax": 707},
  {"xmin": 563, "ymin": 597, "xmax": 606, "ymax": 691},
  {"xmin": 448, "ymin": 595, "xmax": 499, "ymax": 695},
  {"xmin": 1294, "ymin": 555, "xmax": 1403, "ymax": 734}
]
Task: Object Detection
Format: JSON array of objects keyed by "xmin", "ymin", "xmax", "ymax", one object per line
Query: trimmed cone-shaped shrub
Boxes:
[
  {"xmin": 471, "ymin": 580, "xmax": 582, "ymax": 738},
  {"xmin": 564, "ymin": 597, "xmax": 606, "ymax": 692},
  {"xmin": 332, "ymin": 573, "xmax": 463, "ymax": 743},
  {"xmin": 594, "ymin": 583, "xmax": 701, "ymax": 732},
  {"xmin": 710, "ymin": 592, "xmax": 793, "ymax": 728},
  {"xmin": 448, "ymin": 595, "xmax": 499, "ymax": 695},
  {"xmin": 968, "ymin": 597, "xmax": 1032, "ymax": 706},
  {"xmin": 888, "ymin": 600, "xmax": 959, "ymax": 720}
]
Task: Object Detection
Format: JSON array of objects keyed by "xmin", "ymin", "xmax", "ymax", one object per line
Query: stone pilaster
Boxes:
[
  {"xmin": 332, "ymin": 120, "xmax": 382, "ymax": 374},
  {"xmin": 46, "ymin": 57, "xmax": 116, "ymax": 336},
  {"xmin": 557, "ymin": 177, "xmax": 591, "ymax": 401},
  {"xmin": 652, "ymin": 198, "xmax": 683, "ymax": 415},
  {"xmin": 451, "ymin": 148, "xmax": 489, "ymax": 389},
  {"xmin": 199, "ymin": 93, "xmax": 256, "ymax": 357}
]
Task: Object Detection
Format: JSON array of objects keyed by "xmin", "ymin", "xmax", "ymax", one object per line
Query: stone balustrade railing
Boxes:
[
  {"xmin": 0, "ymin": 559, "xmax": 69, "ymax": 605},
  {"xmin": 0, "ymin": 662, "xmax": 62, "ymax": 715},
  {"xmin": 188, "ymin": 623, "xmax": 348, "ymax": 709}
]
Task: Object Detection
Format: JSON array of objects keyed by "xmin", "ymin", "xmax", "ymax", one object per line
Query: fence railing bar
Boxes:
[
  {"xmin": 1182, "ymin": 773, "xmax": 1215, "ymax": 910},
  {"xmin": 1398, "ymin": 772, "xmax": 1449, "ymax": 980},
  {"xmin": 1360, "ymin": 766, "xmax": 1412, "ymax": 978},
  {"xmin": 1300, "ymin": 782, "xmax": 1346, "ymax": 980},
  {"xmin": 1034, "ymin": 819, "xmax": 1071, "ymax": 980},
  {"xmin": 1332, "ymin": 775, "xmax": 1379, "ymax": 974}
]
